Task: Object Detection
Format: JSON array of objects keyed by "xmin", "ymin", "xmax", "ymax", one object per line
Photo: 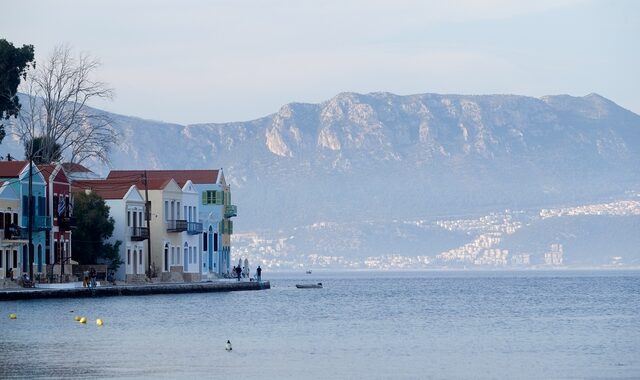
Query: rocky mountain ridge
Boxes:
[{"xmin": 4, "ymin": 91, "xmax": 640, "ymax": 267}]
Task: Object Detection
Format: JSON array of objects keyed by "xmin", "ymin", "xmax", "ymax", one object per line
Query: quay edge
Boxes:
[{"xmin": 0, "ymin": 281, "xmax": 271, "ymax": 301}]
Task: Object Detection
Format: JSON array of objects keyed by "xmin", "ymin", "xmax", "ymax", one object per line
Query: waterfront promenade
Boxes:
[{"xmin": 0, "ymin": 280, "xmax": 270, "ymax": 301}]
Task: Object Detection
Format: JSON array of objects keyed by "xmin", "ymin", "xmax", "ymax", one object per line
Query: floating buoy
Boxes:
[
  {"xmin": 79, "ymin": 317, "xmax": 87, "ymax": 324},
  {"xmin": 225, "ymin": 340, "xmax": 232, "ymax": 351},
  {"xmin": 9, "ymin": 313, "xmax": 17, "ymax": 319},
  {"xmin": 74, "ymin": 316, "xmax": 81, "ymax": 321},
  {"xmin": 96, "ymin": 319, "xmax": 103, "ymax": 326}
]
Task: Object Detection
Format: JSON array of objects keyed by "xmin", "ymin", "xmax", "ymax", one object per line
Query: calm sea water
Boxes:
[{"xmin": 1, "ymin": 271, "xmax": 639, "ymax": 379}]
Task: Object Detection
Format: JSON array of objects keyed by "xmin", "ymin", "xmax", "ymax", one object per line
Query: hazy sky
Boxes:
[{"xmin": 3, "ymin": 0, "xmax": 639, "ymax": 125}]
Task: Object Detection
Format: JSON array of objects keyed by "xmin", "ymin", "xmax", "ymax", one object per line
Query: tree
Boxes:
[
  {"xmin": 15, "ymin": 45, "xmax": 116, "ymax": 165},
  {"xmin": 0, "ymin": 39, "xmax": 35, "ymax": 145},
  {"xmin": 24, "ymin": 136, "xmax": 62, "ymax": 164},
  {"xmin": 71, "ymin": 191, "xmax": 122, "ymax": 270}
]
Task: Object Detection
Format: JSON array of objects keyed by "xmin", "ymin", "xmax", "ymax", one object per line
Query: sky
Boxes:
[{"xmin": 3, "ymin": 0, "xmax": 639, "ymax": 125}]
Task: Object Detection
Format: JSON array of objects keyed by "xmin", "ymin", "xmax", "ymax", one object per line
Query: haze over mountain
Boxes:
[{"xmin": 5, "ymin": 92, "xmax": 640, "ymax": 268}]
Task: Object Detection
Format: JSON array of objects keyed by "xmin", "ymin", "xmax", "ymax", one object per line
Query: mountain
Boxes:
[{"xmin": 4, "ymin": 92, "xmax": 640, "ymax": 268}]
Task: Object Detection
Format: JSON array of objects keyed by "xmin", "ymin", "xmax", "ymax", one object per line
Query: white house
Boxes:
[{"xmin": 72, "ymin": 180, "xmax": 148, "ymax": 282}]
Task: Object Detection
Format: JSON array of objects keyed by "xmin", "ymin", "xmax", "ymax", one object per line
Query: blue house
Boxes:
[{"xmin": 0, "ymin": 161, "xmax": 50, "ymax": 278}]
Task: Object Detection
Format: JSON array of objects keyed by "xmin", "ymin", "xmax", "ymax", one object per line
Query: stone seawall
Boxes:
[{"xmin": 0, "ymin": 281, "xmax": 270, "ymax": 301}]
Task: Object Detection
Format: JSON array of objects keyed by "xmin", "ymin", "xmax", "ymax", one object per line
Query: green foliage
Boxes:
[
  {"xmin": 0, "ymin": 39, "xmax": 35, "ymax": 144},
  {"xmin": 24, "ymin": 136, "xmax": 63, "ymax": 164},
  {"xmin": 71, "ymin": 191, "xmax": 123, "ymax": 269}
]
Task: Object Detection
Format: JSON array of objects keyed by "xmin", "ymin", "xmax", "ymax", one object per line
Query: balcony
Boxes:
[
  {"xmin": 3, "ymin": 226, "xmax": 28, "ymax": 241},
  {"xmin": 166, "ymin": 219, "xmax": 187, "ymax": 232},
  {"xmin": 130, "ymin": 227, "xmax": 149, "ymax": 241},
  {"xmin": 24, "ymin": 216, "xmax": 52, "ymax": 231},
  {"xmin": 187, "ymin": 222, "xmax": 203, "ymax": 235},
  {"xmin": 224, "ymin": 204, "xmax": 238, "ymax": 218},
  {"xmin": 58, "ymin": 216, "xmax": 77, "ymax": 230}
]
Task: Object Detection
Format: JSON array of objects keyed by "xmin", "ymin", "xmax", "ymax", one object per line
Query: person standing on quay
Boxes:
[{"xmin": 256, "ymin": 265, "xmax": 262, "ymax": 282}]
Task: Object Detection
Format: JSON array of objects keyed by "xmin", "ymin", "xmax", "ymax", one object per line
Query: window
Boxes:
[
  {"xmin": 53, "ymin": 195, "xmax": 59, "ymax": 218},
  {"xmin": 0, "ymin": 250, "xmax": 3, "ymax": 267},
  {"xmin": 139, "ymin": 212, "xmax": 143, "ymax": 226},
  {"xmin": 202, "ymin": 190, "xmax": 224, "ymax": 205},
  {"xmin": 13, "ymin": 250, "xmax": 17, "ymax": 268},
  {"xmin": 213, "ymin": 233, "xmax": 218, "ymax": 251},
  {"xmin": 139, "ymin": 250, "xmax": 143, "ymax": 265},
  {"xmin": 38, "ymin": 196, "xmax": 46, "ymax": 216},
  {"xmin": 127, "ymin": 250, "xmax": 131, "ymax": 265},
  {"xmin": 127, "ymin": 211, "xmax": 131, "ymax": 227},
  {"xmin": 177, "ymin": 202, "xmax": 181, "ymax": 219},
  {"xmin": 164, "ymin": 201, "xmax": 169, "ymax": 221},
  {"xmin": 203, "ymin": 232, "xmax": 208, "ymax": 251}
]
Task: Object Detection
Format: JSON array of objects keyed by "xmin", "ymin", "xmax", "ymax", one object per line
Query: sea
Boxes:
[{"xmin": 1, "ymin": 270, "xmax": 638, "ymax": 379}]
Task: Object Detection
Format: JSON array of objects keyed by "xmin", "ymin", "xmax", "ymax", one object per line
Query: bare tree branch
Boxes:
[{"xmin": 12, "ymin": 44, "xmax": 116, "ymax": 165}]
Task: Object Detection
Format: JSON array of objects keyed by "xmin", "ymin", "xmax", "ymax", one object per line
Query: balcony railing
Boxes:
[
  {"xmin": 58, "ymin": 216, "xmax": 77, "ymax": 230},
  {"xmin": 130, "ymin": 227, "xmax": 149, "ymax": 241},
  {"xmin": 224, "ymin": 204, "xmax": 238, "ymax": 218},
  {"xmin": 3, "ymin": 226, "xmax": 28, "ymax": 240},
  {"xmin": 187, "ymin": 222, "xmax": 203, "ymax": 235},
  {"xmin": 166, "ymin": 219, "xmax": 187, "ymax": 232},
  {"xmin": 23, "ymin": 216, "xmax": 52, "ymax": 231}
]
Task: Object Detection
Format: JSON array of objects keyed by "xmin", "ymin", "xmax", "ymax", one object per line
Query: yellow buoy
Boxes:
[
  {"xmin": 79, "ymin": 317, "xmax": 87, "ymax": 324},
  {"xmin": 96, "ymin": 319, "xmax": 103, "ymax": 326},
  {"xmin": 9, "ymin": 313, "xmax": 17, "ymax": 319},
  {"xmin": 74, "ymin": 316, "xmax": 81, "ymax": 321}
]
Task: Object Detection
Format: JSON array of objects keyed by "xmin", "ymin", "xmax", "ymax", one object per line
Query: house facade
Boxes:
[
  {"xmin": 0, "ymin": 181, "xmax": 21, "ymax": 280},
  {"xmin": 38, "ymin": 164, "xmax": 73, "ymax": 277},
  {"xmin": 72, "ymin": 180, "xmax": 149, "ymax": 282},
  {"xmin": 0, "ymin": 161, "xmax": 50, "ymax": 278},
  {"xmin": 107, "ymin": 169, "xmax": 236, "ymax": 279}
]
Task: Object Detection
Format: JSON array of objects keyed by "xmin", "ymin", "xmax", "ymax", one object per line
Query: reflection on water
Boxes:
[{"xmin": 1, "ymin": 271, "xmax": 639, "ymax": 379}]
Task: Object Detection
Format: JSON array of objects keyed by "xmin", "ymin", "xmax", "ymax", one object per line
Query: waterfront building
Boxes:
[
  {"xmin": 72, "ymin": 180, "xmax": 148, "ymax": 282},
  {"xmin": 544, "ymin": 244, "xmax": 564, "ymax": 266},
  {"xmin": 108, "ymin": 170, "xmax": 235, "ymax": 279},
  {"xmin": 0, "ymin": 161, "xmax": 50, "ymax": 278},
  {"xmin": 38, "ymin": 164, "xmax": 73, "ymax": 278},
  {"xmin": 511, "ymin": 253, "xmax": 531, "ymax": 266},
  {"xmin": 0, "ymin": 181, "xmax": 21, "ymax": 280}
]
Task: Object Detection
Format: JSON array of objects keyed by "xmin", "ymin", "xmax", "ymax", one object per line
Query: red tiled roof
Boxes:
[
  {"xmin": 62, "ymin": 162, "xmax": 94, "ymax": 173},
  {"xmin": 37, "ymin": 164, "xmax": 62, "ymax": 184},
  {"xmin": 72, "ymin": 180, "xmax": 136, "ymax": 200},
  {"xmin": 107, "ymin": 169, "xmax": 219, "ymax": 187},
  {"xmin": 72, "ymin": 175, "xmax": 173, "ymax": 199},
  {"xmin": 0, "ymin": 161, "xmax": 29, "ymax": 177}
]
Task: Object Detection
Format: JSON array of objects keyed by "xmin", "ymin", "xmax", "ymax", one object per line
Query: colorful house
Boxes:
[
  {"xmin": 0, "ymin": 181, "xmax": 21, "ymax": 280},
  {"xmin": 72, "ymin": 180, "xmax": 148, "ymax": 282},
  {"xmin": 108, "ymin": 169, "xmax": 235, "ymax": 279},
  {"xmin": 0, "ymin": 161, "xmax": 50, "ymax": 278},
  {"xmin": 38, "ymin": 164, "xmax": 73, "ymax": 278}
]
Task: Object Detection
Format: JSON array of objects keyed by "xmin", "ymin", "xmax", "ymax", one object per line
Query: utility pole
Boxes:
[
  {"xmin": 28, "ymin": 158, "xmax": 34, "ymax": 280},
  {"xmin": 143, "ymin": 171, "xmax": 152, "ymax": 278}
]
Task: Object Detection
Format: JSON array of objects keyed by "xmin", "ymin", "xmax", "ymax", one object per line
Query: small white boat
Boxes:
[{"xmin": 296, "ymin": 282, "xmax": 322, "ymax": 289}]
